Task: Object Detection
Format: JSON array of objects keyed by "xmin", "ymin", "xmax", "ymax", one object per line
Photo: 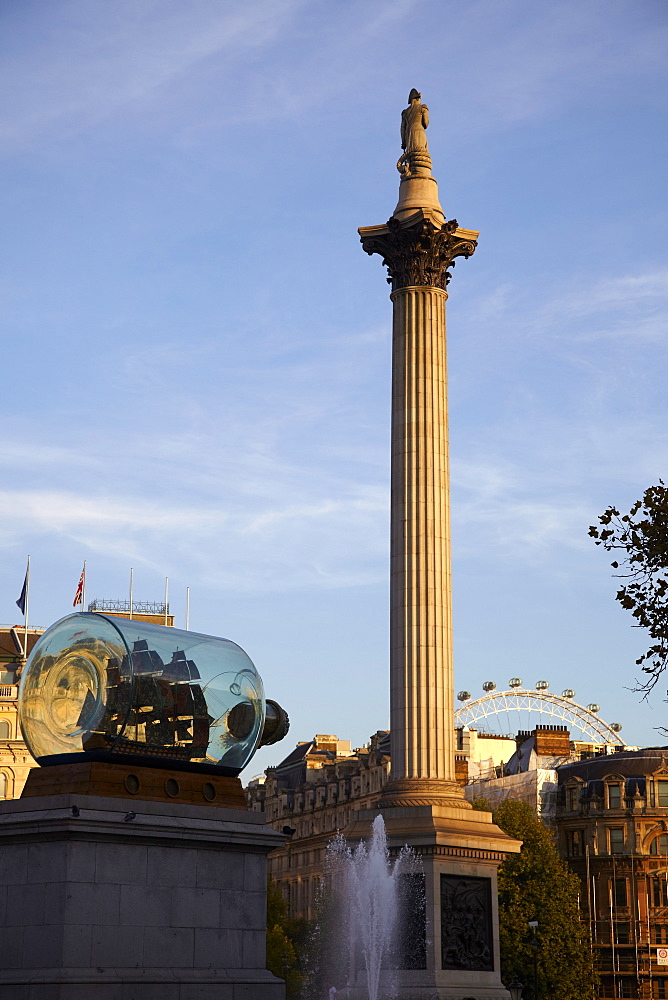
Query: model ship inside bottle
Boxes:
[{"xmin": 18, "ymin": 613, "xmax": 288, "ymax": 775}]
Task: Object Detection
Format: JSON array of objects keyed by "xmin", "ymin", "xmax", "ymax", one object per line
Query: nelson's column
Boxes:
[{"xmin": 353, "ymin": 90, "xmax": 521, "ymax": 998}]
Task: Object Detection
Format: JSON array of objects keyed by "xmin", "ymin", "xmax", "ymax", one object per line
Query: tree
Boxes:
[
  {"xmin": 266, "ymin": 877, "xmax": 308, "ymax": 999},
  {"xmin": 493, "ymin": 800, "xmax": 596, "ymax": 1000},
  {"xmin": 589, "ymin": 483, "xmax": 668, "ymax": 692}
]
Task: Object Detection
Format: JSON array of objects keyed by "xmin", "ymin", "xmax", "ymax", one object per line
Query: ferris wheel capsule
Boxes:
[
  {"xmin": 610, "ymin": 722, "xmax": 622, "ymax": 732},
  {"xmin": 482, "ymin": 681, "xmax": 496, "ymax": 692},
  {"xmin": 587, "ymin": 703, "xmax": 600, "ymax": 713},
  {"xmin": 562, "ymin": 689, "xmax": 575, "ymax": 699},
  {"xmin": 536, "ymin": 680, "xmax": 549, "ymax": 690},
  {"xmin": 509, "ymin": 677, "xmax": 522, "ymax": 688},
  {"xmin": 457, "ymin": 690, "xmax": 471, "ymax": 702}
]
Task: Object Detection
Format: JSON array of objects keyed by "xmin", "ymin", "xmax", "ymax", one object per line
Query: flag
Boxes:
[
  {"xmin": 16, "ymin": 567, "xmax": 28, "ymax": 615},
  {"xmin": 73, "ymin": 565, "xmax": 85, "ymax": 607}
]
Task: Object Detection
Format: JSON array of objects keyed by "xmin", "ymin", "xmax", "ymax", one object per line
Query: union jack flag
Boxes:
[{"xmin": 73, "ymin": 566, "xmax": 85, "ymax": 607}]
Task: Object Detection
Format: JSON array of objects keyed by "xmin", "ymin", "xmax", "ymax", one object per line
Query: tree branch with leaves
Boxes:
[{"xmin": 589, "ymin": 482, "xmax": 668, "ymax": 693}]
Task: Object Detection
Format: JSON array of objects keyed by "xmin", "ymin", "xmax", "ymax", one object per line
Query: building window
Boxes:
[
  {"xmin": 658, "ymin": 780, "xmax": 668, "ymax": 807},
  {"xmin": 608, "ymin": 783, "xmax": 622, "ymax": 808},
  {"xmin": 656, "ymin": 979, "xmax": 668, "ymax": 999},
  {"xmin": 567, "ymin": 786, "xmax": 579, "ymax": 811},
  {"xmin": 569, "ymin": 830, "xmax": 584, "ymax": 856},
  {"xmin": 609, "ymin": 828, "xmax": 625, "ymax": 854},
  {"xmin": 650, "ymin": 835, "xmax": 668, "ymax": 855},
  {"xmin": 612, "ymin": 877, "xmax": 627, "ymax": 908},
  {"xmin": 653, "ymin": 925, "xmax": 668, "ymax": 945},
  {"xmin": 615, "ymin": 921, "xmax": 630, "ymax": 944},
  {"xmin": 652, "ymin": 877, "xmax": 668, "ymax": 907},
  {"xmin": 0, "ymin": 773, "xmax": 5, "ymax": 798},
  {"xmin": 0, "ymin": 720, "xmax": 9, "ymax": 740}
]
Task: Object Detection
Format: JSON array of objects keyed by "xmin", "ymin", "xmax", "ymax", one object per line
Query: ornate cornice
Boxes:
[
  {"xmin": 359, "ymin": 214, "xmax": 477, "ymax": 292},
  {"xmin": 388, "ymin": 844, "xmax": 508, "ymax": 863}
]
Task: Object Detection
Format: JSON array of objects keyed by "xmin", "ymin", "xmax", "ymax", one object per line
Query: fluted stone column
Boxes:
[
  {"xmin": 390, "ymin": 283, "xmax": 453, "ymax": 784},
  {"xmin": 360, "ymin": 213, "xmax": 477, "ymax": 806}
]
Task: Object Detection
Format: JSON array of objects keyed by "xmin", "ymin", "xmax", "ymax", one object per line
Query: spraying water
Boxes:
[{"xmin": 306, "ymin": 814, "xmax": 423, "ymax": 1000}]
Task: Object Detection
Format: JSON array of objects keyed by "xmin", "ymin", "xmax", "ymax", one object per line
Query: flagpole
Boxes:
[
  {"xmin": 185, "ymin": 587, "xmax": 190, "ymax": 631},
  {"xmin": 129, "ymin": 568, "xmax": 134, "ymax": 620},
  {"xmin": 164, "ymin": 577, "xmax": 169, "ymax": 626},
  {"xmin": 23, "ymin": 555, "xmax": 30, "ymax": 660},
  {"xmin": 82, "ymin": 560, "xmax": 87, "ymax": 612}
]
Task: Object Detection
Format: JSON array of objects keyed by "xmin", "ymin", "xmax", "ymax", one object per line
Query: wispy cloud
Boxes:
[
  {"xmin": 451, "ymin": 455, "xmax": 590, "ymax": 557},
  {"xmin": 461, "ymin": 266, "xmax": 668, "ymax": 348},
  {"xmin": 450, "ymin": 403, "xmax": 668, "ymax": 571},
  {"xmin": 557, "ymin": 270, "xmax": 668, "ymax": 326},
  {"xmin": 0, "ymin": 490, "xmax": 220, "ymax": 539},
  {"xmin": 3, "ymin": 255, "xmax": 666, "ymax": 585},
  {"xmin": 4, "ymin": 0, "xmax": 665, "ymax": 156},
  {"xmin": 0, "ymin": 433, "xmax": 389, "ymax": 591},
  {"xmin": 448, "ymin": 260, "xmax": 668, "ymax": 561},
  {"xmin": 0, "ymin": 0, "xmax": 308, "ymax": 149}
]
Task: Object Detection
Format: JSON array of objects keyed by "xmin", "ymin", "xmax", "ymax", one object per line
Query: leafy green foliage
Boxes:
[
  {"xmin": 266, "ymin": 877, "xmax": 309, "ymax": 999},
  {"xmin": 590, "ymin": 483, "xmax": 668, "ymax": 692},
  {"xmin": 494, "ymin": 800, "xmax": 596, "ymax": 1000},
  {"xmin": 470, "ymin": 795, "xmax": 492, "ymax": 811}
]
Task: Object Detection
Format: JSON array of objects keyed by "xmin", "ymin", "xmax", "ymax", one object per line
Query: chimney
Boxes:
[{"xmin": 533, "ymin": 725, "xmax": 570, "ymax": 757}]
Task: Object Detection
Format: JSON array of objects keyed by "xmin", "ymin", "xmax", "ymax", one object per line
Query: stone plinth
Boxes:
[
  {"xmin": 0, "ymin": 789, "xmax": 285, "ymax": 999},
  {"xmin": 20, "ymin": 759, "xmax": 248, "ymax": 810},
  {"xmin": 393, "ymin": 175, "xmax": 444, "ymax": 223}
]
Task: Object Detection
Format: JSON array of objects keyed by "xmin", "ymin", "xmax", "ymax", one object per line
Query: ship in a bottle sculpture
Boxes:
[{"xmin": 19, "ymin": 612, "xmax": 289, "ymax": 775}]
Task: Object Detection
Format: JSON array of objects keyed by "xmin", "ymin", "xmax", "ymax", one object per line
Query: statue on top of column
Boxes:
[{"xmin": 397, "ymin": 88, "xmax": 433, "ymax": 178}]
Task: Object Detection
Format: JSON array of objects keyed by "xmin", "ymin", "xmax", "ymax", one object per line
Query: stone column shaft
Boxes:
[
  {"xmin": 360, "ymin": 212, "xmax": 478, "ymax": 805},
  {"xmin": 390, "ymin": 285, "xmax": 454, "ymax": 783}
]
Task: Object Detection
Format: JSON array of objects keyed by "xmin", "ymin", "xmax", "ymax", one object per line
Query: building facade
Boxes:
[
  {"xmin": 247, "ymin": 726, "xmax": 519, "ymax": 921},
  {"xmin": 0, "ymin": 625, "xmax": 43, "ymax": 799},
  {"xmin": 462, "ymin": 725, "xmax": 635, "ymax": 820},
  {"xmin": 252, "ymin": 723, "xmax": 668, "ymax": 997},
  {"xmin": 557, "ymin": 748, "xmax": 668, "ymax": 999},
  {"xmin": 247, "ymin": 732, "xmax": 391, "ymax": 920},
  {"xmin": 250, "ymin": 725, "xmax": 637, "ymax": 914}
]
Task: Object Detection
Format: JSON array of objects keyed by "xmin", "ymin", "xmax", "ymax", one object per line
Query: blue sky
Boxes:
[{"xmin": 1, "ymin": 0, "xmax": 667, "ymax": 776}]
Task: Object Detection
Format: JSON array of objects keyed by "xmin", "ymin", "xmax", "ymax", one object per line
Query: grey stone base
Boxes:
[
  {"xmin": 0, "ymin": 968, "xmax": 283, "ymax": 1000},
  {"xmin": 0, "ymin": 791, "xmax": 286, "ymax": 1000},
  {"xmin": 343, "ymin": 989, "xmax": 512, "ymax": 1000},
  {"xmin": 341, "ymin": 975, "xmax": 512, "ymax": 1000}
]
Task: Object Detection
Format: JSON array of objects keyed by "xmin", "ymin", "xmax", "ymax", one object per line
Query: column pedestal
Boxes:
[
  {"xmin": 346, "ymin": 804, "xmax": 517, "ymax": 999},
  {"xmin": 0, "ymin": 786, "xmax": 285, "ymax": 1000}
]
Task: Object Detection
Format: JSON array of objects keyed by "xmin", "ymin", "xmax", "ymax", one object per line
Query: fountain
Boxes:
[{"xmin": 306, "ymin": 815, "xmax": 423, "ymax": 1000}]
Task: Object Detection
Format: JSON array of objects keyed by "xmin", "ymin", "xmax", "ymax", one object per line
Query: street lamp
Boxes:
[
  {"xmin": 507, "ymin": 981, "xmax": 523, "ymax": 1000},
  {"xmin": 528, "ymin": 919, "xmax": 539, "ymax": 1000}
]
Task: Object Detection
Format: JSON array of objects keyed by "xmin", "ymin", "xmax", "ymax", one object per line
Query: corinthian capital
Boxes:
[{"xmin": 359, "ymin": 212, "xmax": 478, "ymax": 292}]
